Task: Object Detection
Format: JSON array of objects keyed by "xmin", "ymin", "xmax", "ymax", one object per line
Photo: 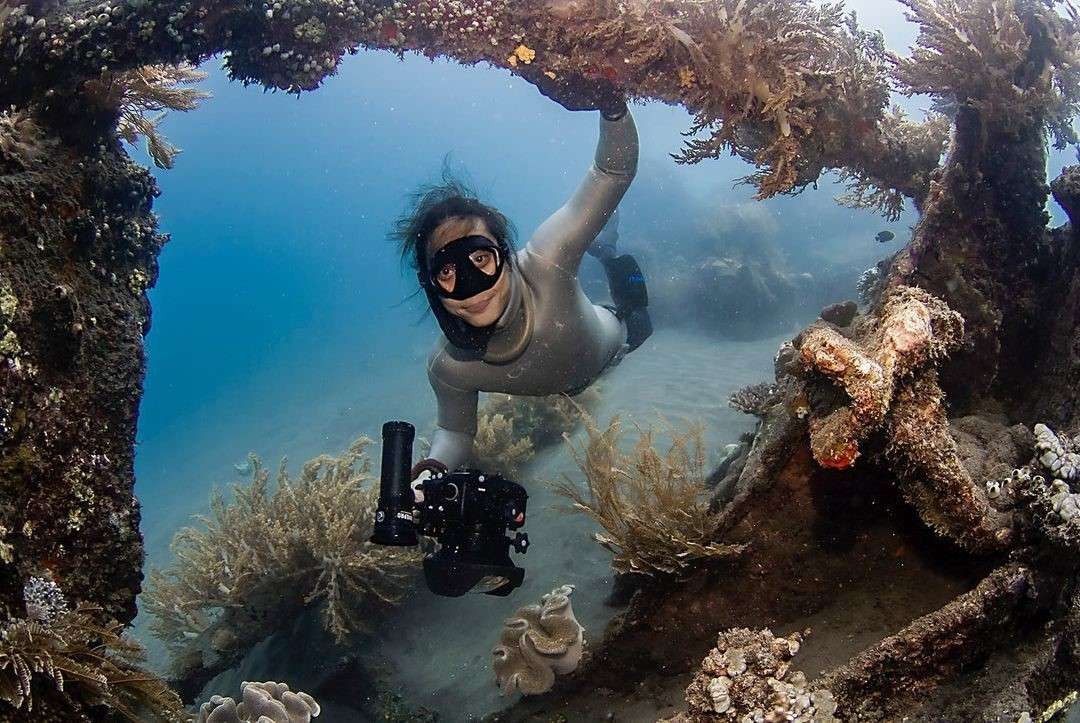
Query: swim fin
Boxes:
[{"xmin": 601, "ymin": 254, "xmax": 652, "ymax": 351}]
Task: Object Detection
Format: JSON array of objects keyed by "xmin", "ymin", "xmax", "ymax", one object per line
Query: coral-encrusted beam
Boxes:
[{"xmin": 1, "ymin": 0, "xmax": 929, "ymax": 204}]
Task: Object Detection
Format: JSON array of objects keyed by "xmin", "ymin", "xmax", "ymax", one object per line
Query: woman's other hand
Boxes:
[
  {"xmin": 520, "ymin": 67, "xmax": 627, "ymax": 120},
  {"xmin": 410, "ymin": 458, "xmax": 449, "ymax": 503}
]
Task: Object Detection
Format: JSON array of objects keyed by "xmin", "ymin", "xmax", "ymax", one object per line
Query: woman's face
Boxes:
[{"xmin": 427, "ymin": 216, "xmax": 512, "ymax": 328}]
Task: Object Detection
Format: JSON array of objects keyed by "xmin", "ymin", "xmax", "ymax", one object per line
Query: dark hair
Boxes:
[{"xmin": 390, "ymin": 164, "xmax": 517, "ymax": 278}]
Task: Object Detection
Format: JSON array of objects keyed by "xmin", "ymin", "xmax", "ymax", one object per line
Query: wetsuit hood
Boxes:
[{"xmin": 422, "ymin": 283, "xmax": 497, "ymax": 353}]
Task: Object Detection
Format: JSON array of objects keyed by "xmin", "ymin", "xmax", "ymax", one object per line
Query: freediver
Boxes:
[{"xmin": 390, "ymin": 72, "xmax": 650, "ymax": 487}]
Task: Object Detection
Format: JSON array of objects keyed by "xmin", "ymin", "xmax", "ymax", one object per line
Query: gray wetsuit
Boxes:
[{"xmin": 427, "ymin": 110, "xmax": 639, "ymax": 470}]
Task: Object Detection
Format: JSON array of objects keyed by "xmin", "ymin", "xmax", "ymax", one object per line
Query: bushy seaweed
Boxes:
[
  {"xmin": 82, "ymin": 64, "xmax": 210, "ymax": 168},
  {"xmin": 555, "ymin": 414, "xmax": 745, "ymax": 577},
  {"xmin": 142, "ymin": 438, "xmax": 421, "ymax": 679}
]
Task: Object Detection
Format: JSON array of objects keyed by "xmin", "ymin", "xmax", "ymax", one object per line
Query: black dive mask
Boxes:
[
  {"xmin": 424, "ymin": 235, "xmax": 505, "ymax": 301},
  {"xmin": 418, "ymin": 235, "xmax": 511, "ymax": 353}
]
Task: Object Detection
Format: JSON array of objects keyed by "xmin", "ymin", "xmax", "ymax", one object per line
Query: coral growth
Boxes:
[
  {"xmin": 473, "ymin": 388, "xmax": 600, "ymax": 474},
  {"xmin": 818, "ymin": 563, "xmax": 1036, "ymax": 719},
  {"xmin": 142, "ymin": 438, "xmax": 421, "ymax": 685},
  {"xmin": 556, "ymin": 415, "xmax": 745, "ymax": 576},
  {"xmin": 0, "ymin": 106, "xmax": 164, "ymax": 626},
  {"xmin": 728, "ymin": 382, "xmax": 780, "ymax": 419},
  {"xmin": 473, "ymin": 412, "xmax": 535, "ymax": 477},
  {"xmin": 196, "ymin": 681, "xmax": 321, "ymax": 723},
  {"xmin": 835, "ymin": 108, "xmax": 950, "ymax": 220},
  {"xmin": 892, "ymin": 0, "xmax": 1080, "ymax": 151},
  {"xmin": 1007, "ymin": 424, "xmax": 1080, "ymax": 552},
  {"xmin": 22, "ymin": 576, "xmax": 68, "ymax": 625},
  {"xmin": 0, "ymin": 600, "xmax": 184, "ymax": 720},
  {"xmin": 492, "ymin": 584, "xmax": 584, "ymax": 696},
  {"xmin": 856, "ymin": 265, "xmax": 883, "ymax": 307},
  {"xmin": 819, "ymin": 300, "xmax": 858, "ymax": 328},
  {"xmin": 0, "ymin": 0, "xmax": 942, "ymax": 208},
  {"xmin": 668, "ymin": 628, "xmax": 837, "ymax": 723},
  {"xmin": 83, "ymin": 64, "xmax": 209, "ymax": 168},
  {"xmin": 796, "ymin": 285, "xmax": 963, "ymax": 469}
]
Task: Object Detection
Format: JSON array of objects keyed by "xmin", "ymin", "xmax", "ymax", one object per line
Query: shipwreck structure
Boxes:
[{"xmin": 2, "ymin": 0, "xmax": 1080, "ymax": 719}]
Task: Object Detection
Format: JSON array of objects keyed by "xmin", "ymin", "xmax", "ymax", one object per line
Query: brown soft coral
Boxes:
[
  {"xmin": 82, "ymin": 64, "xmax": 209, "ymax": 169},
  {"xmin": 142, "ymin": 438, "xmax": 421, "ymax": 686},
  {"xmin": 892, "ymin": 0, "xmax": 1080, "ymax": 150},
  {"xmin": 0, "ymin": 0, "xmax": 933, "ymax": 207}
]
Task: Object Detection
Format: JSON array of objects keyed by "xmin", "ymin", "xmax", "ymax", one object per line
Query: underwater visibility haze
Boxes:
[{"xmin": 4, "ymin": 0, "xmax": 1080, "ymax": 721}]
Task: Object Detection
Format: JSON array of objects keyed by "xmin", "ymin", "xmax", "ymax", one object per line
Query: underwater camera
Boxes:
[{"xmin": 370, "ymin": 421, "xmax": 529, "ymax": 597}]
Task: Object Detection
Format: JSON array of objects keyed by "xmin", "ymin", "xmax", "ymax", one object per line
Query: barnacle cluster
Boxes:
[
  {"xmin": 21, "ymin": 576, "xmax": 67, "ymax": 624},
  {"xmin": 668, "ymin": 628, "xmax": 837, "ymax": 723},
  {"xmin": 856, "ymin": 266, "xmax": 883, "ymax": 307}
]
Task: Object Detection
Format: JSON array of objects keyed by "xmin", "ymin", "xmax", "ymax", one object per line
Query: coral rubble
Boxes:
[
  {"xmin": 668, "ymin": 628, "xmax": 836, "ymax": 723},
  {"xmin": 492, "ymin": 584, "xmax": 584, "ymax": 696}
]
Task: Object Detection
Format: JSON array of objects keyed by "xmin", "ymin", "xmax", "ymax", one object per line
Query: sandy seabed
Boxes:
[{"xmin": 132, "ymin": 327, "xmax": 787, "ymax": 719}]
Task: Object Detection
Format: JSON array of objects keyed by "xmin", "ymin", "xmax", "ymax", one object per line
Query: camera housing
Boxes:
[
  {"xmin": 415, "ymin": 469, "xmax": 529, "ymax": 597},
  {"xmin": 370, "ymin": 421, "xmax": 529, "ymax": 597}
]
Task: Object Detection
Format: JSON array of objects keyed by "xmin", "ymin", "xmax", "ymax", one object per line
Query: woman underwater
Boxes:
[{"xmin": 391, "ymin": 74, "xmax": 651, "ymax": 486}]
